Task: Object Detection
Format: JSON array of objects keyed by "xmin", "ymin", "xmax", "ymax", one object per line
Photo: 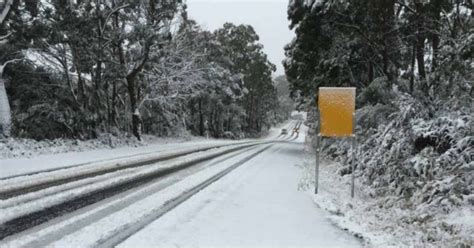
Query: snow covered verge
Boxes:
[
  {"xmin": 302, "ymin": 88, "xmax": 473, "ymax": 247},
  {"xmin": 0, "ymin": 133, "xmax": 197, "ymax": 159},
  {"xmin": 300, "ymin": 155, "xmax": 473, "ymax": 247}
]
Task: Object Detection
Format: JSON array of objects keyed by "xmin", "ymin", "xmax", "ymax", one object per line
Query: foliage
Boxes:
[
  {"xmin": 287, "ymin": 0, "xmax": 473, "ymax": 239},
  {"xmin": 1, "ymin": 2, "xmax": 286, "ymax": 140}
]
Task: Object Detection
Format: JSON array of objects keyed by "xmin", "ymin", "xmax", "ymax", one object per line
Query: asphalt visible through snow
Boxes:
[
  {"xmin": 1, "ymin": 120, "xmax": 363, "ymax": 247},
  {"xmin": 118, "ymin": 127, "xmax": 363, "ymax": 248}
]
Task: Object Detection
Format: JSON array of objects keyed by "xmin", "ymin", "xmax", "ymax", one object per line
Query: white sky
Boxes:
[{"xmin": 186, "ymin": 0, "xmax": 294, "ymax": 76}]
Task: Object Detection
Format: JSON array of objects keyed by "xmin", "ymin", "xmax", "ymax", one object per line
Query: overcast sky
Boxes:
[{"xmin": 186, "ymin": 0, "xmax": 294, "ymax": 76}]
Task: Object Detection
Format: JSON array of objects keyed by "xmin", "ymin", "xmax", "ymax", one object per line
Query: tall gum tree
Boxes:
[
  {"xmin": 0, "ymin": 0, "xmax": 27, "ymax": 137},
  {"xmin": 110, "ymin": 0, "xmax": 184, "ymax": 140}
]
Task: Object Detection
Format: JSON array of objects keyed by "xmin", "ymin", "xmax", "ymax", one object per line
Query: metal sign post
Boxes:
[
  {"xmin": 315, "ymin": 87, "xmax": 357, "ymax": 198},
  {"xmin": 315, "ymin": 119, "xmax": 321, "ymax": 194},
  {"xmin": 351, "ymin": 113, "xmax": 356, "ymax": 198}
]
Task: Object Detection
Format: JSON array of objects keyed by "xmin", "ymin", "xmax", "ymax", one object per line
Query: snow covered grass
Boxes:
[{"xmin": 0, "ymin": 133, "xmax": 196, "ymax": 159}]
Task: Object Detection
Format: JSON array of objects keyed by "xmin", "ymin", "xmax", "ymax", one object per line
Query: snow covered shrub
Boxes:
[
  {"xmin": 357, "ymin": 77, "xmax": 394, "ymax": 106},
  {"xmin": 320, "ymin": 86, "xmax": 473, "ymax": 211},
  {"xmin": 356, "ymin": 103, "xmax": 396, "ymax": 131},
  {"xmin": 412, "ymin": 115, "xmax": 471, "ymax": 154},
  {"xmin": 6, "ymin": 63, "xmax": 99, "ymax": 140},
  {"xmin": 0, "ymin": 133, "xmax": 148, "ymax": 159},
  {"xmin": 222, "ymin": 131, "xmax": 237, "ymax": 140}
]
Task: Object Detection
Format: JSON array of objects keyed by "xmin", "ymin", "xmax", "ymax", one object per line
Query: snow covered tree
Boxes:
[
  {"xmin": 215, "ymin": 23, "xmax": 277, "ymax": 134},
  {"xmin": 285, "ymin": 0, "xmax": 473, "ymax": 223},
  {"xmin": 107, "ymin": 0, "xmax": 185, "ymax": 140},
  {"xmin": 2, "ymin": 1, "xmax": 282, "ymax": 140},
  {"xmin": 0, "ymin": 0, "xmax": 39, "ymax": 137},
  {"xmin": 273, "ymin": 75, "xmax": 295, "ymax": 122}
]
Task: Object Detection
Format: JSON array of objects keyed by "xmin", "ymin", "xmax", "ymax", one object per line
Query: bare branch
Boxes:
[
  {"xmin": 0, "ymin": 32, "xmax": 11, "ymax": 41},
  {"xmin": 395, "ymin": 0, "xmax": 416, "ymax": 15},
  {"xmin": 100, "ymin": 3, "xmax": 130, "ymax": 35}
]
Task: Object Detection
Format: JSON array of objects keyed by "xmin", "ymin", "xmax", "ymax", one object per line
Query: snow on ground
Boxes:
[
  {"xmin": 0, "ymin": 120, "xmax": 292, "ymax": 179},
  {"xmin": 0, "ymin": 147, "xmax": 259, "ymax": 247},
  {"xmin": 0, "ymin": 142, "xmax": 270, "ymax": 224},
  {"xmin": 33, "ymin": 146, "xmax": 276, "ymax": 247},
  {"xmin": 118, "ymin": 124, "xmax": 362, "ymax": 248},
  {"xmin": 1, "ymin": 117, "xmax": 366, "ymax": 247},
  {"xmin": 0, "ymin": 138, "xmax": 233, "ymax": 179},
  {"xmin": 0, "ymin": 134, "xmax": 181, "ymax": 159},
  {"xmin": 298, "ymin": 143, "xmax": 474, "ymax": 247}
]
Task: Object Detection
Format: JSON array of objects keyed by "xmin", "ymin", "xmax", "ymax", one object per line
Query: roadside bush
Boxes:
[
  {"xmin": 315, "ymin": 85, "xmax": 473, "ymax": 212},
  {"xmin": 6, "ymin": 63, "xmax": 95, "ymax": 140}
]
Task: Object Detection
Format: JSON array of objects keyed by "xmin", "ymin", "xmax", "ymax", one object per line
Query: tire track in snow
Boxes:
[
  {"xmin": 0, "ymin": 141, "xmax": 259, "ymax": 199},
  {"xmin": 0, "ymin": 142, "xmax": 272, "ymax": 240},
  {"xmin": 3, "ymin": 145, "xmax": 261, "ymax": 247},
  {"xmin": 97, "ymin": 145, "xmax": 273, "ymax": 248}
]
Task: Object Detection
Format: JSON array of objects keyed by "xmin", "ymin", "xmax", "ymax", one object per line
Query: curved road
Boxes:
[
  {"xmin": 118, "ymin": 124, "xmax": 362, "ymax": 247},
  {"xmin": 0, "ymin": 121, "xmax": 363, "ymax": 247}
]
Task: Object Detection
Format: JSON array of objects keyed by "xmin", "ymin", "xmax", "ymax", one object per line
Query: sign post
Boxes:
[
  {"xmin": 315, "ymin": 87, "xmax": 356, "ymax": 197},
  {"xmin": 351, "ymin": 113, "xmax": 356, "ymax": 198},
  {"xmin": 315, "ymin": 124, "xmax": 321, "ymax": 194}
]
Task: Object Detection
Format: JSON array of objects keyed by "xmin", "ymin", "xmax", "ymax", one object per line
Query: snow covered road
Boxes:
[
  {"xmin": 0, "ymin": 120, "xmax": 363, "ymax": 247},
  {"xmin": 118, "ymin": 127, "xmax": 362, "ymax": 248}
]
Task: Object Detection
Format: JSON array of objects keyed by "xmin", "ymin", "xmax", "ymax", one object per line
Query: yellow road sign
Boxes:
[{"xmin": 318, "ymin": 87, "xmax": 356, "ymax": 137}]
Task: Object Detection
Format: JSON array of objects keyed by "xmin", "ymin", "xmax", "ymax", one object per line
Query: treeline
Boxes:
[
  {"xmin": 285, "ymin": 0, "xmax": 473, "ymax": 235},
  {"xmin": 285, "ymin": 0, "xmax": 472, "ymax": 101},
  {"xmin": 0, "ymin": 0, "xmax": 291, "ymax": 140}
]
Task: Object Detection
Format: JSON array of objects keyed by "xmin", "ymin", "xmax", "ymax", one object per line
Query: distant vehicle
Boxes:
[
  {"xmin": 281, "ymin": 129, "xmax": 288, "ymax": 135},
  {"xmin": 291, "ymin": 114, "xmax": 304, "ymax": 121}
]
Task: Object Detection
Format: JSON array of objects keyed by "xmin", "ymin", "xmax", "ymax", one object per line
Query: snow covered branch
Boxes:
[{"xmin": 0, "ymin": 58, "xmax": 23, "ymax": 76}]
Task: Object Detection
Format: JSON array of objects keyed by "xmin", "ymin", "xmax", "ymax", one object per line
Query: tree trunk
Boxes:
[
  {"xmin": 0, "ymin": 0, "xmax": 15, "ymax": 26},
  {"xmin": 410, "ymin": 41, "xmax": 416, "ymax": 93},
  {"xmin": 198, "ymin": 98, "xmax": 204, "ymax": 136},
  {"xmin": 431, "ymin": 34, "xmax": 439, "ymax": 71},
  {"xmin": 111, "ymin": 80, "xmax": 118, "ymax": 127},
  {"xmin": 382, "ymin": 0, "xmax": 399, "ymax": 81},
  {"xmin": 132, "ymin": 109, "xmax": 141, "ymax": 141},
  {"xmin": 126, "ymin": 76, "xmax": 141, "ymax": 140},
  {"xmin": 414, "ymin": 2, "xmax": 426, "ymax": 81},
  {"xmin": 416, "ymin": 34, "xmax": 426, "ymax": 80},
  {"xmin": 0, "ymin": 78, "xmax": 12, "ymax": 137},
  {"xmin": 0, "ymin": 59, "xmax": 21, "ymax": 137},
  {"xmin": 368, "ymin": 61, "xmax": 374, "ymax": 84},
  {"xmin": 0, "ymin": 0, "xmax": 18, "ymax": 137}
]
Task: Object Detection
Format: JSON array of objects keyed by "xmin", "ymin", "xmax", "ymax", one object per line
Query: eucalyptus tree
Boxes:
[
  {"xmin": 285, "ymin": 0, "xmax": 472, "ymax": 104},
  {"xmin": 107, "ymin": 0, "xmax": 185, "ymax": 140},
  {"xmin": 0, "ymin": 0, "xmax": 39, "ymax": 137},
  {"xmin": 214, "ymin": 23, "xmax": 276, "ymax": 134}
]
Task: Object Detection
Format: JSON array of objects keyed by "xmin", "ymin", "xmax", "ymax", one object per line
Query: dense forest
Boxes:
[
  {"xmin": 0, "ymin": 0, "xmax": 292, "ymax": 141},
  {"xmin": 285, "ymin": 0, "xmax": 472, "ymax": 246}
]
